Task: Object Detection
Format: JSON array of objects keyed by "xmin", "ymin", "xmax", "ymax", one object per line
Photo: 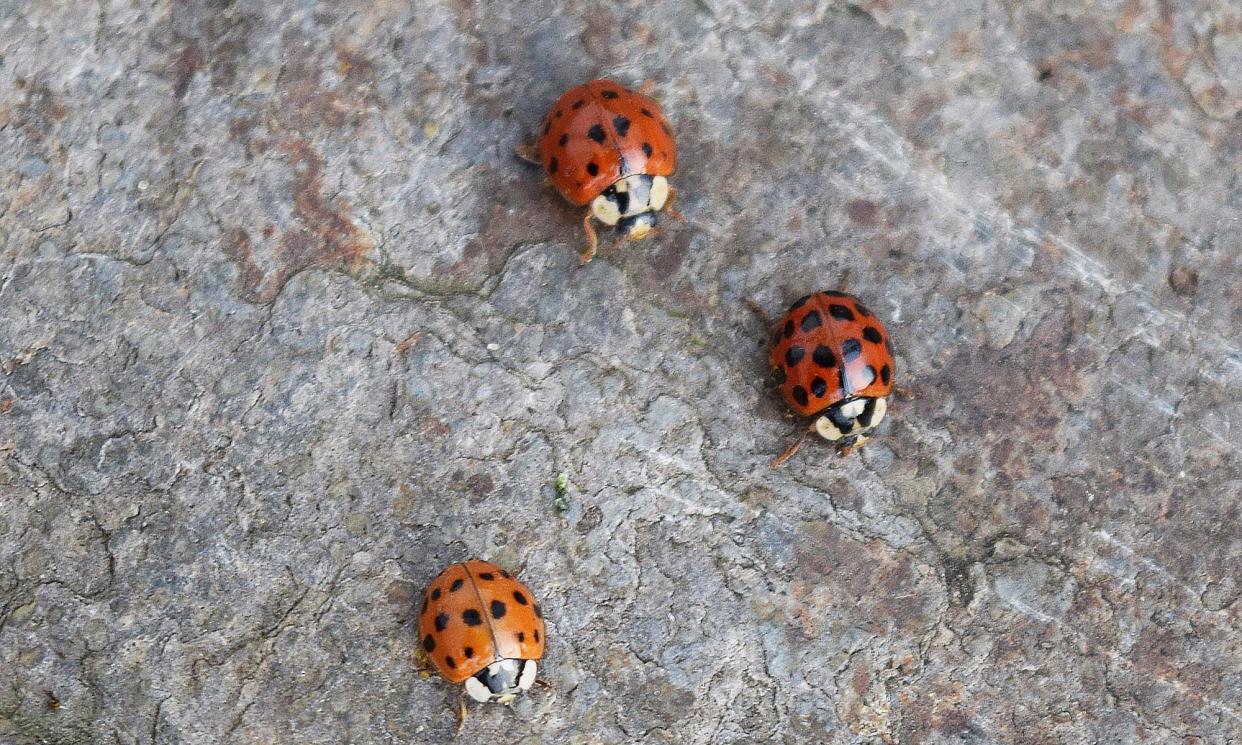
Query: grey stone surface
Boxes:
[{"xmin": 1, "ymin": 1, "xmax": 1240, "ymax": 743}]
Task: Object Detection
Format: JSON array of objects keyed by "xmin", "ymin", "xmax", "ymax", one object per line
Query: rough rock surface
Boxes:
[{"xmin": 2, "ymin": 1, "xmax": 1241, "ymax": 743}]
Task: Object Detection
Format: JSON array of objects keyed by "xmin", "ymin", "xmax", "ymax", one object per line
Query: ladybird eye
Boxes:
[{"xmin": 771, "ymin": 366, "xmax": 786, "ymax": 385}]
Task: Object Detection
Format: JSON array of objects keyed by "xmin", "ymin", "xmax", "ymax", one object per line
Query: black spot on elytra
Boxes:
[
  {"xmin": 423, "ymin": 635, "xmax": 435, "ymax": 652},
  {"xmin": 558, "ymin": 133, "xmax": 568, "ymax": 146},
  {"xmin": 789, "ymin": 294, "xmax": 812, "ymax": 311},
  {"xmin": 572, "ymin": 98, "xmax": 586, "ymax": 110},
  {"xmin": 813, "ymin": 345, "xmax": 836, "ymax": 368},
  {"xmin": 491, "ymin": 600, "xmax": 507, "ymax": 619},
  {"xmin": 462, "ymin": 609, "xmax": 482, "ymax": 626},
  {"xmin": 792, "ymin": 385, "xmax": 809, "ymax": 407},
  {"xmin": 785, "ymin": 346, "xmax": 805, "ymax": 367},
  {"xmin": 548, "ymin": 157, "xmax": 558, "ymax": 174},
  {"xmin": 500, "ymin": 570, "xmax": 511, "ymax": 578},
  {"xmin": 880, "ymin": 364, "xmax": 891, "ymax": 385},
  {"xmin": 783, "ymin": 320, "xmax": 795, "ymax": 338},
  {"xmin": 534, "ymin": 604, "xmax": 543, "ymax": 619},
  {"xmin": 533, "ymin": 629, "xmax": 541, "ymax": 642},
  {"xmin": 613, "ymin": 115, "xmax": 631, "ymax": 137},
  {"xmin": 842, "ymin": 339, "xmax": 862, "ymax": 361},
  {"xmin": 641, "ymin": 107, "xmax": 654, "ymax": 117},
  {"xmin": 811, "ymin": 376, "xmax": 828, "ymax": 398},
  {"xmin": 855, "ymin": 302, "xmax": 872, "ymax": 317},
  {"xmin": 555, "ymin": 109, "xmax": 563, "ymax": 118},
  {"xmin": 642, "ymin": 142, "xmax": 653, "ymax": 157},
  {"xmin": 587, "ymin": 162, "xmax": 599, "ymax": 176},
  {"xmin": 450, "ymin": 579, "xmax": 464, "ymax": 592},
  {"xmin": 800, "ymin": 311, "xmax": 822, "ymax": 332},
  {"xmin": 464, "ymin": 646, "xmax": 474, "ymax": 658},
  {"xmin": 478, "ymin": 572, "xmax": 494, "ymax": 581},
  {"xmin": 828, "ymin": 304, "xmax": 855, "ymax": 321},
  {"xmin": 513, "ymin": 591, "xmax": 529, "ymax": 605},
  {"xmin": 587, "ymin": 124, "xmax": 606, "ymax": 143},
  {"xmin": 435, "ymin": 612, "xmax": 449, "ymax": 632},
  {"xmin": 517, "ymin": 631, "xmax": 526, "ymax": 643},
  {"xmin": 431, "ymin": 587, "xmax": 442, "ymax": 601},
  {"xmin": 600, "ymin": 89, "xmax": 619, "ymax": 99},
  {"xmin": 863, "ymin": 327, "xmax": 883, "ymax": 344},
  {"xmin": 446, "ymin": 656, "xmax": 456, "ymax": 669}
]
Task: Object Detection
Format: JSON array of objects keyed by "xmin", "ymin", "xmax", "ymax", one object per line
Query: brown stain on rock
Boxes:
[
  {"xmin": 172, "ymin": 42, "xmax": 204, "ymax": 99},
  {"xmin": 846, "ymin": 198, "xmax": 880, "ymax": 225},
  {"xmin": 793, "ymin": 521, "xmax": 937, "ymax": 635},
  {"xmin": 222, "ymin": 139, "xmax": 370, "ymax": 304}
]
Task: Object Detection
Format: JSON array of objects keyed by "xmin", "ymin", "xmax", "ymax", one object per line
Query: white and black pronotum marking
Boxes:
[
  {"xmin": 814, "ymin": 396, "xmax": 888, "ymax": 447},
  {"xmin": 589, "ymin": 174, "xmax": 669, "ymax": 239},
  {"xmin": 463, "ymin": 658, "xmax": 538, "ymax": 704}
]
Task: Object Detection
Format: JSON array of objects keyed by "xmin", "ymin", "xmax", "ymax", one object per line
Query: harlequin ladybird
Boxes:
[
  {"xmin": 418, "ymin": 560, "xmax": 546, "ymax": 710},
  {"xmin": 767, "ymin": 291, "xmax": 896, "ymax": 464},
  {"xmin": 535, "ymin": 79, "xmax": 677, "ymax": 263}
]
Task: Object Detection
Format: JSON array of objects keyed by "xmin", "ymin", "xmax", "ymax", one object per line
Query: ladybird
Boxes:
[
  {"xmin": 534, "ymin": 79, "xmax": 677, "ymax": 263},
  {"xmin": 418, "ymin": 560, "xmax": 546, "ymax": 710},
  {"xmin": 767, "ymin": 291, "xmax": 896, "ymax": 464}
]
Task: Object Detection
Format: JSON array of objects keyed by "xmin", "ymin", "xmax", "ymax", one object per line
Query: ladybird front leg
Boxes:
[
  {"xmin": 743, "ymin": 297, "xmax": 774, "ymax": 328},
  {"xmin": 770, "ymin": 423, "xmax": 816, "ymax": 469},
  {"xmin": 455, "ymin": 690, "xmax": 469, "ymax": 737},
  {"xmin": 638, "ymin": 79, "xmax": 656, "ymax": 96},
  {"xmin": 579, "ymin": 211, "xmax": 600, "ymax": 264},
  {"xmin": 513, "ymin": 143, "xmax": 542, "ymax": 165},
  {"xmin": 663, "ymin": 186, "xmax": 685, "ymax": 221}
]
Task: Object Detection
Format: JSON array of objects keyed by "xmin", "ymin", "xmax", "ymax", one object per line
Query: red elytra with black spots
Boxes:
[
  {"xmin": 769, "ymin": 291, "xmax": 895, "ymax": 416},
  {"xmin": 537, "ymin": 79, "xmax": 676, "ymax": 205},
  {"xmin": 418, "ymin": 560, "xmax": 545, "ymax": 684}
]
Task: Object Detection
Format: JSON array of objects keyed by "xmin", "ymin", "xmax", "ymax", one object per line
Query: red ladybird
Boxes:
[
  {"xmin": 532, "ymin": 79, "xmax": 677, "ymax": 263},
  {"xmin": 766, "ymin": 291, "xmax": 896, "ymax": 465},
  {"xmin": 418, "ymin": 560, "xmax": 546, "ymax": 730}
]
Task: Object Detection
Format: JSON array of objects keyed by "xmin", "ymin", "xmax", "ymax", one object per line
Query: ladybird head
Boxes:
[
  {"xmin": 590, "ymin": 174, "xmax": 670, "ymax": 241},
  {"xmin": 814, "ymin": 396, "xmax": 887, "ymax": 450},
  {"xmin": 463, "ymin": 658, "xmax": 537, "ymax": 705}
]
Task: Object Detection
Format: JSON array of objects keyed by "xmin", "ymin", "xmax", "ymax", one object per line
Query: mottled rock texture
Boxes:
[{"xmin": 2, "ymin": 1, "xmax": 1241, "ymax": 743}]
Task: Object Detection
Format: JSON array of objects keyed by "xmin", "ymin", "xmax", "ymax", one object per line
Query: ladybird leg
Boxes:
[
  {"xmin": 893, "ymin": 384, "xmax": 915, "ymax": 399},
  {"xmin": 533, "ymin": 678, "xmax": 553, "ymax": 691},
  {"xmin": 513, "ymin": 143, "xmax": 541, "ymax": 165},
  {"xmin": 456, "ymin": 690, "xmax": 468, "ymax": 737},
  {"xmin": 743, "ymin": 297, "xmax": 773, "ymax": 328},
  {"xmin": 663, "ymin": 186, "xmax": 685, "ymax": 221},
  {"xmin": 413, "ymin": 648, "xmax": 433, "ymax": 676},
  {"xmin": 579, "ymin": 212, "xmax": 599, "ymax": 264},
  {"xmin": 638, "ymin": 79, "xmax": 656, "ymax": 96},
  {"xmin": 838, "ymin": 268, "xmax": 852, "ymax": 293},
  {"xmin": 770, "ymin": 424, "xmax": 816, "ymax": 469}
]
